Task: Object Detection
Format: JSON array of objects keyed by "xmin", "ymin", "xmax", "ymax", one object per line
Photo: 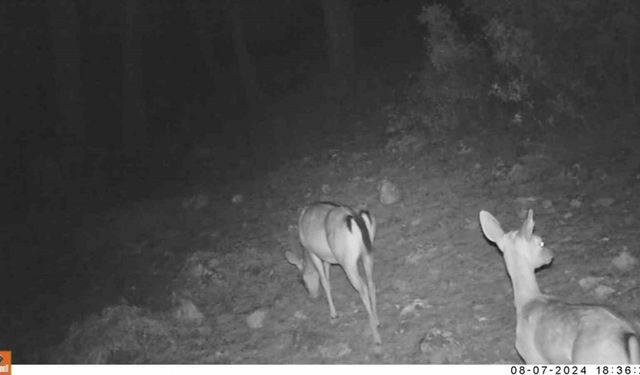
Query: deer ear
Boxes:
[
  {"xmin": 479, "ymin": 210, "xmax": 505, "ymax": 245},
  {"xmin": 520, "ymin": 209, "xmax": 535, "ymax": 239}
]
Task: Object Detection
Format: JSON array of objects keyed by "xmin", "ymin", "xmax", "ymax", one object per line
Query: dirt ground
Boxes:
[{"xmin": 31, "ymin": 99, "xmax": 639, "ymax": 364}]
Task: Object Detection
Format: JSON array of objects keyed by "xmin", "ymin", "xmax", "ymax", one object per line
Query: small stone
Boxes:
[
  {"xmin": 611, "ymin": 249, "xmax": 638, "ymax": 272},
  {"xmin": 293, "ymin": 310, "xmax": 307, "ymax": 320},
  {"xmin": 318, "ymin": 342, "xmax": 351, "ymax": 359},
  {"xmin": 193, "ymin": 194, "xmax": 210, "ymax": 209},
  {"xmin": 208, "ymin": 258, "xmax": 220, "ymax": 268},
  {"xmin": 188, "ymin": 263, "xmax": 205, "ymax": 279},
  {"xmin": 399, "ymin": 299, "xmax": 429, "ymax": 318},
  {"xmin": 578, "ymin": 276, "xmax": 606, "ymax": 290},
  {"xmin": 417, "ymin": 328, "xmax": 457, "ymax": 363},
  {"xmin": 593, "ymin": 197, "xmax": 615, "ymax": 208},
  {"xmin": 246, "ymin": 309, "xmax": 267, "ymax": 329},
  {"xmin": 385, "ymin": 132, "xmax": 426, "ymax": 154},
  {"xmin": 321, "ymin": 184, "xmax": 331, "ymax": 194},
  {"xmin": 182, "ymin": 193, "xmax": 210, "ymax": 210},
  {"xmin": 379, "ymin": 179, "xmax": 401, "ymax": 205},
  {"xmin": 569, "ymin": 198, "xmax": 583, "ymax": 208},
  {"xmin": 593, "ymin": 285, "xmax": 616, "ymax": 300},
  {"xmin": 174, "ymin": 298, "xmax": 204, "ymax": 324},
  {"xmin": 231, "ymin": 194, "xmax": 244, "ymax": 204},
  {"xmin": 197, "ymin": 325, "xmax": 213, "ymax": 336},
  {"xmin": 517, "ymin": 208, "xmax": 529, "ymax": 220}
]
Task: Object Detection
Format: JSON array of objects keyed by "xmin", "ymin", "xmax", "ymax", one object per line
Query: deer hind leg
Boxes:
[
  {"xmin": 309, "ymin": 253, "xmax": 337, "ymax": 319},
  {"xmin": 362, "ymin": 251, "xmax": 379, "ymax": 327},
  {"xmin": 343, "ymin": 257, "xmax": 382, "ymax": 344}
]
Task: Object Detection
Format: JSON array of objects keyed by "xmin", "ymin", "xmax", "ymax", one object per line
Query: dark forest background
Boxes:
[{"xmin": 2, "ymin": 0, "xmax": 638, "ymax": 216}]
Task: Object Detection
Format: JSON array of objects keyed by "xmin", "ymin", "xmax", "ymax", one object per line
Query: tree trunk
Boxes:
[
  {"xmin": 47, "ymin": 0, "xmax": 86, "ymax": 209},
  {"xmin": 230, "ymin": 1, "xmax": 261, "ymax": 108},
  {"xmin": 48, "ymin": 0, "xmax": 85, "ymax": 142},
  {"xmin": 186, "ymin": 0, "xmax": 224, "ymax": 92},
  {"xmin": 624, "ymin": 0, "xmax": 637, "ymax": 110},
  {"xmin": 121, "ymin": 0, "xmax": 146, "ymax": 158},
  {"xmin": 320, "ymin": 0, "xmax": 355, "ymax": 99}
]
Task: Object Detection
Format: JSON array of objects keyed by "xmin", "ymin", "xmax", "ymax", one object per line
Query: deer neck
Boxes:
[{"xmin": 506, "ymin": 255, "xmax": 542, "ymax": 313}]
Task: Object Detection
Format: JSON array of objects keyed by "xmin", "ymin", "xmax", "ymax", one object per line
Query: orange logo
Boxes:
[{"xmin": 0, "ymin": 351, "xmax": 11, "ymax": 375}]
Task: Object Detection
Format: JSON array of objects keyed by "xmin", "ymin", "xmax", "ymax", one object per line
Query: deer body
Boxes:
[
  {"xmin": 479, "ymin": 210, "xmax": 639, "ymax": 364},
  {"xmin": 286, "ymin": 201, "xmax": 380, "ymax": 344}
]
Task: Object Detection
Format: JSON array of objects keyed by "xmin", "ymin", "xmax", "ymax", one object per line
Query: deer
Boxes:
[
  {"xmin": 479, "ymin": 209, "xmax": 640, "ymax": 364},
  {"xmin": 285, "ymin": 201, "xmax": 381, "ymax": 344}
]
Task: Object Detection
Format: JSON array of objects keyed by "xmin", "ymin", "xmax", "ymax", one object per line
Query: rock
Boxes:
[
  {"xmin": 517, "ymin": 208, "xmax": 529, "ymax": 220},
  {"xmin": 182, "ymin": 193, "xmax": 210, "ymax": 210},
  {"xmin": 231, "ymin": 194, "xmax": 244, "ymax": 204},
  {"xmin": 174, "ymin": 298, "xmax": 204, "ymax": 324},
  {"xmin": 410, "ymin": 217, "xmax": 423, "ymax": 227},
  {"xmin": 293, "ymin": 310, "xmax": 308, "ymax": 320},
  {"xmin": 593, "ymin": 197, "xmax": 615, "ymax": 208},
  {"xmin": 246, "ymin": 309, "xmax": 267, "ymax": 329},
  {"xmin": 593, "ymin": 285, "xmax": 616, "ymax": 300},
  {"xmin": 188, "ymin": 263, "xmax": 205, "ymax": 279},
  {"xmin": 399, "ymin": 299, "xmax": 430, "ymax": 318},
  {"xmin": 385, "ymin": 132, "xmax": 426, "ymax": 155},
  {"xmin": 563, "ymin": 212, "xmax": 573, "ymax": 219},
  {"xmin": 611, "ymin": 249, "xmax": 638, "ymax": 272},
  {"xmin": 578, "ymin": 276, "xmax": 606, "ymax": 290},
  {"xmin": 197, "ymin": 325, "xmax": 213, "ymax": 336},
  {"xmin": 326, "ymin": 149, "xmax": 340, "ymax": 159},
  {"xmin": 208, "ymin": 258, "xmax": 220, "ymax": 268},
  {"xmin": 569, "ymin": 198, "xmax": 583, "ymax": 208},
  {"xmin": 318, "ymin": 342, "xmax": 351, "ymax": 359},
  {"xmin": 417, "ymin": 328, "xmax": 460, "ymax": 364},
  {"xmin": 379, "ymin": 179, "xmax": 401, "ymax": 205},
  {"xmin": 542, "ymin": 200, "xmax": 554, "ymax": 211}
]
